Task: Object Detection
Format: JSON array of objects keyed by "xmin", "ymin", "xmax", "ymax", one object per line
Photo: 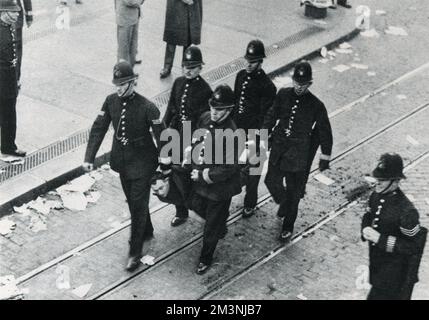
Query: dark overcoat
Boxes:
[
  {"xmin": 0, "ymin": 23, "xmax": 18, "ymax": 99},
  {"xmin": 163, "ymin": 0, "xmax": 203, "ymax": 46}
]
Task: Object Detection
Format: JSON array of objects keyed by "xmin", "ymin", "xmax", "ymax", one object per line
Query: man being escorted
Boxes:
[
  {"xmin": 162, "ymin": 46, "xmax": 212, "ymax": 227},
  {"xmin": 0, "ymin": 0, "xmax": 26, "ymax": 157},
  {"xmin": 232, "ymin": 39, "xmax": 276, "ymax": 218},
  {"xmin": 262, "ymin": 61, "xmax": 333, "ymax": 242},
  {"xmin": 83, "ymin": 61, "xmax": 164, "ymax": 272},
  {"xmin": 189, "ymin": 84, "xmax": 243, "ymax": 274},
  {"xmin": 362, "ymin": 153, "xmax": 427, "ymax": 300}
]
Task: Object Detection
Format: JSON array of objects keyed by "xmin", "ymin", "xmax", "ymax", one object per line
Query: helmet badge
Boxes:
[
  {"xmin": 186, "ymin": 52, "xmax": 192, "ymax": 60},
  {"xmin": 214, "ymin": 92, "xmax": 221, "ymax": 100}
]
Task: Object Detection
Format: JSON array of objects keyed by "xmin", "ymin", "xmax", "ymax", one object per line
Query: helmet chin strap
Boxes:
[
  {"xmin": 118, "ymin": 81, "xmax": 134, "ymax": 98},
  {"xmin": 378, "ymin": 179, "xmax": 397, "ymax": 194},
  {"xmin": 213, "ymin": 109, "xmax": 232, "ymax": 123}
]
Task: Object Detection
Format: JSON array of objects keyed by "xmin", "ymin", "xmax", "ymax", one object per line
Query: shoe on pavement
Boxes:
[
  {"xmin": 277, "ymin": 209, "xmax": 286, "ymax": 218},
  {"xmin": 2, "ymin": 149, "xmax": 27, "ymax": 157},
  {"xmin": 144, "ymin": 231, "xmax": 154, "ymax": 241},
  {"xmin": 242, "ymin": 207, "xmax": 255, "ymax": 218},
  {"xmin": 171, "ymin": 216, "xmax": 187, "ymax": 227},
  {"xmin": 279, "ymin": 231, "xmax": 292, "ymax": 243},
  {"xmin": 160, "ymin": 67, "xmax": 172, "ymax": 79},
  {"xmin": 135, "ymin": 59, "xmax": 142, "ymax": 65},
  {"xmin": 196, "ymin": 262, "xmax": 211, "ymax": 275},
  {"xmin": 125, "ymin": 255, "xmax": 142, "ymax": 272}
]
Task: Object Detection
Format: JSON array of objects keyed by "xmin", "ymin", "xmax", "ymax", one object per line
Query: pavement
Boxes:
[
  {"xmin": 1, "ymin": 0, "xmax": 429, "ymax": 301},
  {"xmin": 0, "ymin": 0, "xmax": 358, "ymax": 214}
]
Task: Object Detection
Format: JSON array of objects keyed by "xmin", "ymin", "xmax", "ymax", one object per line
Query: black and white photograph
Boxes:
[{"xmin": 0, "ymin": 0, "xmax": 428, "ymax": 307}]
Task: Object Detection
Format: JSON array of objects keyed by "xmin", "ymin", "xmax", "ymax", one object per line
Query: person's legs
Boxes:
[
  {"xmin": 117, "ymin": 25, "xmax": 132, "ymax": 65},
  {"xmin": 0, "ymin": 97, "xmax": 18, "ymax": 154},
  {"xmin": 162, "ymin": 43, "xmax": 176, "ymax": 71},
  {"xmin": 281, "ymin": 171, "xmax": 307, "ymax": 233},
  {"xmin": 264, "ymin": 161, "xmax": 286, "ymax": 205},
  {"xmin": 129, "ymin": 22, "xmax": 139, "ymax": 68},
  {"xmin": 15, "ymin": 26, "xmax": 23, "ymax": 83}
]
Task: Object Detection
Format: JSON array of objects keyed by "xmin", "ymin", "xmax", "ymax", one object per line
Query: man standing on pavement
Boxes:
[
  {"xmin": 83, "ymin": 61, "xmax": 165, "ymax": 272},
  {"xmin": 162, "ymin": 46, "xmax": 212, "ymax": 227},
  {"xmin": 361, "ymin": 153, "xmax": 427, "ymax": 300},
  {"xmin": 115, "ymin": 0, "xmax": 144, "ymax": 69},
  {"xmin": 160, "ymin": 0, "xmax": 203, "ymax": 79},
  {"xmin": 15, "ymin": 0, "xmax": 33, "ymax": 88},
  {"xmin": 262, "ymin": 61, "xmax": 333, "ymax": 242},
  {"xmin": 189, "ymin": 84, "xmax": 244, "ymax": 274},
  {"xmin": 0, "ymin": 0, "xmax": 26, "ymax": 157},
  {"xmin": 232, "ymin": 39, "xmax": 276, "ymax": 218}
]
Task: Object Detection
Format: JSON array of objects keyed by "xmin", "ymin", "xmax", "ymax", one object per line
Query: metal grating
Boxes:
[{"xmin": 1, "ymin": 26, "xmax": 323, "ymax": 184}]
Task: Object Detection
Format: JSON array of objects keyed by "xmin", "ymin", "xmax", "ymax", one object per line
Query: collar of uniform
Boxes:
[
  {"xmin": 120, "ymin": 92, "xmax": 136, "ymax": 103},
  {"xmin": 186, "ymin": 76, "xmax": 201, "ymax": 83}
]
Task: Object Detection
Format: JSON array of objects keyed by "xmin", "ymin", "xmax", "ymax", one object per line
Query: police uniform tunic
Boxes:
[
  {"xmin": 362, "ymin": 189, "xmax": 427, "ymax": 299},
  {"xmin": 262, "ymin": 87, "xmax": 333, "ymax": 232},
  {"xmin": 0, "ymin": 20, "xmax": 19, "ymax": 153},
  {"xmin": 190, "ymin": 111, "xmax": 243, "ymax": 264},
  {"xmin": 84, "ymin": 92, "xmax": 164, "ymax": 257}
]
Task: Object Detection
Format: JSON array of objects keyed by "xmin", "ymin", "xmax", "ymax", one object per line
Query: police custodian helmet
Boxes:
[
  {"xmin": 209, "ymin": 84, "xmax": 235, "ymax": 110},
  {"xmin": 0, "ymin": 0, "xmax": 21, "ymax": 11},
  {"xmin": 112, "ymin": 61, "xmax": 138, "ymax": 85},
  {"xmin": 182, "ymin": 46, "xmax": 204, "ymax": 68},
  {"xmin": 292, "ymin": 61, "xmax": 313, "ymax": 84},
  {"xmin": 244, "ymin": 39, "xmax": 266, "ymax": 62},
  {"xmin": 372, "ymin": 153, "xmax": 406, "ymax": 181}
]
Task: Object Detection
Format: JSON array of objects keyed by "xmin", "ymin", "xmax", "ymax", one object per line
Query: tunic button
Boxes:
[
  {"xmin": 296, "ymin": 100, "xmax": 299, "ymax": 103},
  {"xmin": 373, "ymin": 224, "xmax": 378, "ymax": 228},
  {"xmin": 122, "ymin": 108, "xmax": 126, "ymax": 113},
  {"xmin": 380, "ymin": 199, "xmax": 385, "ymax": 203},
  {"xmin": 121, "ymin": 121, "xmax": 125, "ymax": 125},
  {"xmin": 378, "ymin": 205, "xmax": 382, "ymax": 209},
  {"xmin": 123, "ymin": 102, "xmax": 126, "ymax": 106},
  {"xmin": 185, "ymin": 84, "xmax": 189, "ymax": 87},
  {"xmin": 374, "ymin": 218, "xmax": 379, "ymax": 221},
  {"xmin": 122, "ymin": 132, "xmax": 125, "ymax": 136}
]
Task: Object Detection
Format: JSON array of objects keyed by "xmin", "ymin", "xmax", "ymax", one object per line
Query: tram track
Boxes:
[{"xmin": 13, "ymin": 61, "xmax": 429, "ymax": 298}]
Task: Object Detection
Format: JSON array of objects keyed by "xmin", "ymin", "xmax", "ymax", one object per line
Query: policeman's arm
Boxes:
[
  {"xmin": 259, "ymin": 80, "xmax": 277, "ymax": 123},
  {"xmin": 84, "ymin": 99, "xmax": 112, "ymax": 164},
  {"xmin": 199, "ymin": 85, "xmax": 213, "ymax": 116},
  {"xmin": 162, "ymin": 81, "xmax": 177, "ymax": 127},
  {"xmin": 148, "ymin": 104, "xmax": 166, "ymax": 152},
  {"xmin": 361, "ymin": 193, "xmax": 374, "ymax": 241},
  {"xmin": 262, "ymin": 91, "xmax": 281, "ymax": 131},
  {"xmin": 377, "ymin": 208, "xmax": 423, "ymax": 255},
  {"xmin": 315, "ymin": 104, "xmax": 333, "ymax": 160}
]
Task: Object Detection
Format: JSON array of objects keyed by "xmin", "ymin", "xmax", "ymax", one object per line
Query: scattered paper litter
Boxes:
[
  {"xmin": 57, "ymin": 175, "xmax": 96, "ymax": 193},
  {"xmin": 100, "ymin": 164, "xmax": 110, "ymax": 170},
  {"xmin": 0, "ymin": 218, "xmax": 16, "ymax": 236},
  {"xmin": 320, "ymin": 46, "xmax": 328, "ymax": 58},
  {"xmin": 396, "ymin": 94, "xmax": 407, "ymax": 100},
  {"xmin": 297, "ymin": 293, "xmax": 308, "ymax": 300},
  {"xmin": 55, "ymin": 265, "xmax": 71, "ymax": 290},
  {"xmin": 406, "ymin": 135, "xmax": 420, "ymax": 146},
  {"xmin": 375, "ymin": 10, "xmax": 386, "ymax": 16},
  {"xmin": 314, "ymin": 19, "xmax": 327, "ymax": 25},
  {"xmin": 71, "ymin": 284, "xmax": 92, "ymax": 298},
  {"xmin": 28, "ymin": 214, "xmax": 47, "ymax": 233},
  {"xmin": 335, "ymin": 48, "xmax": 353, "ymax": 54},
  {"xmin": 0, "ymin": 275, "xmax": 27, "ymax": 300},
  {"xmin": 314, "ymin": 173, "xmax": 335, "ymax": 186},
  {"xmin": 339, "ymin": 42, "xmax": 352, "ymax": 49},
  {"xmin": 367, "ymin": 71, "xmax": 376, "ymax": 77},
  {"xmin": 13, "ymin": 204, "xmax": 31, "ymax": 216},
  {"xmin": 141, "ymin": 255, "xmax": 155, "ymax": 266},
  {"xmin": 318, "ymin": 58, "xmax": 329, "ymax": 64},
  {"xmin": 350, "ymin": 63, "xmax": 369, "ymax": 70},
  {"xmin": 332, "ymin": 64, "xmax": 350, "ymax": 73},
  {"xmin": 0, "ymin": 156, "xmax": 25, "ymax": 165},
  {"xmin": 385, "ymin": 26, "xmax": 408, "ymax": 36},
  {"xmin": 86, "ymin": 191, "xmax": 101, "ymax": 203},
  {"xmin": 46, "ymin": 200, "xmax": 63, "ymax": 210},
  {"xmin": 360, "ymin": 28, "xmax": 380, "ymax": 38},
  {"xmin": 48, "ymin": 191, "xmax": 59, "ymax": 196},
  {"xmin": 59, "ymin": 191, "xmax": 88, "ymax": 211},
  {"xmin": 89, "ymin": 171, "xmax": 103, "ymax": 181},
  {"xmin": 28, "ymin": 197, "xmax": 51, "ymax": 215},
  {"xmin": 327, "ymin": 50, "xmax": 336, "ymax": 57}
]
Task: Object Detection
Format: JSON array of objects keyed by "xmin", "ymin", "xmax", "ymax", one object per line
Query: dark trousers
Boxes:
[
  {"xmin": 175, "ymin": 204, "xmax": 189, "ymax": 218},
  {"xmin": 16, "ymin": 26, "xmax": 23, "ymax": 82},
  {"xmin": 367, "ymin": 284, "xmax": 415, "ymax": 300},
  {"xmin": 198, "ymin": 197, "xmax": 232, "ymax": 265},
  {"xmin": 163, "ymin": 43, "xmax": 191, "ymax": 70},
  {"xmin": 120, "ymin": 175, "xmax": 154, "ymax": 257},
  {"xmin": 243, "ymin": 171, "xmax": 261, "ymax": 209},
  {"xmin": 0, "ymin": 97, "xmax": 18, "ymax": 153},
  {"xmin": 264, "ymin": 161, "xmax": 307, "ymax": 232}
]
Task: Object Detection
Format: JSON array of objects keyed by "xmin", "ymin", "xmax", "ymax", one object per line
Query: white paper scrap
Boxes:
[
  {"xmin": 318, "ymin": 58, "xmax": 329, "ymax": 64},
  {"xmin": 332, "ymin": 64, "xmax": 350, "ymax": 73},
  {"xmin": 314, "ymin": 173, "xmax": 335, "ymax": 186},
  {"xmin": 72, "ymin": 284, "xmax": 92, "ymax": 298},
  {"xmin": 320, "ymin": 46, "xmax": 328, "ymax": 58},
  {"xmin": 0, "ymin": 275, "xmax": 26, "ymax": 300},
  {"xmin": 335, "ymin": 48, "xmax": 353, "ymax": 54},
  {"xmin": 141, "ymin": 255, "xmax": 155, "ymax": 266},
  {"xmin": 28, "ymin": 214, "xmax": 47, "ymax": 233},
  {"xmin": 339, "ymin": 42, "xmax": 352, "ymax": 49},
  {"xmin": 57, "ymin": 175, "xmax": 96, "ymax": 193},
  {"xmin": 100, "ymin": 164, "xmax": 110, "ymax": 170},
  {"xmin": 406, "ymin": 135, "xmax": 420, "ymax": 146},
  {"xmin": 55, "ymin": 265, "xmax": 71, "ymax": 290},
  {"xmin": 327, "ymin": 50, "xmax": 336, "ymax": 57},
  {"xmin": 375, "ymin": 10, "xmax": 386, "ymax": 16},
  {"xmin": 297, "ymin": 293, "xmax": 308, "ymax": 300},
  {"xmin": 86, "ymin": 191, "xmax": 101, "ymax": 203},
  {"xmin": 385, "ymin": 26, "xmax": 408, "ymax": 36},
  {"xmin": 314, "ymin": 19, "xmax": 327, "ymax": 25},
  {"xmin": 350, "ymin": 63, "xmax": 369, "ymax": 70},
  {"xmin": 28, "ymin": 197, "xmax": 51, "ymax": 215},
  {"xmin": 0, "ymin": 218, "xmax": 16, "ymax": 236},
  {"xmin": 89, "ymin": 171, "xmax": 103, "ymax": 181},
  {"xmin": 13, "ymin": 204, "xmax": 30, "ymax": 216},
  {"xmin": 360, "ymin": 29, "xmax": 380, "ymax": 38},
  {"xmin": 60, "ymin": 191, "xmax": 88, "ymax": 211}
]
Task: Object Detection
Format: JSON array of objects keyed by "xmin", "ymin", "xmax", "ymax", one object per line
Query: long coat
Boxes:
[
  {"xmin": 361, "ymin": 189, "xmax": 427, "ymax": 292},
  {"xmin": 84, "ymin": 93, "xmax": 164, "ymax": 180},
  {"xmin": 163, "ymin": 0, "xmax": 203, "ymax": 46},
  {"xmin": 0, "ymin": 23, "xmax": 18, "ymax": 99}
]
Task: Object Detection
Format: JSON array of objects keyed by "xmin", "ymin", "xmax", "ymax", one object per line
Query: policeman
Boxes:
[
  {"xmin": 0, "ymin": 0, "xmax": 26, "ymax": 157},
  {"xmin": 83, "ymin": 61, "xmax": 165, "ymax": 272},
  {"xmin": 232, "ymin": 39, "xmax": 276, "ymax": 218},
  {"xmin": 190, "ymin": 84, "xmax": 243, "ymax": 274},
  {"xmin": 162, "ymin": 45, "xmax": 212, "ymax": 227},
  {"xmin": 262, "ymin": 61, "xmax": 333, "ymax": 242},
  {"xmin": 361, "ymin": 153, "xmax": 427, "ymax": 300}
]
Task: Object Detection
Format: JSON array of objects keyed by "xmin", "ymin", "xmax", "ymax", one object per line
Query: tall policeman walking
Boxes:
[
  {"xmin": 190, "ymin": 84, "xmax": 243, "ymax": 274},
  {"xmin": 162, "ymin": 46, "xmax": 212, "ymax": 227},
  {"xmin": 83, "ymin": 61, "xmax": 164, "ymax": 272},
  {"xmin": 232, "ymin": 39, "xmax": 276, "ymax": 218},
  {"xmin": 0, "ymin": 0, "xmax": 26, "ymax": 157},
  {"xmin": 262, "ymin": 61, "xmax": 333, "ymax": 242},
  {"xmin": 361, "ymin": 153, "xmax": 427, "ymax": 300}
]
